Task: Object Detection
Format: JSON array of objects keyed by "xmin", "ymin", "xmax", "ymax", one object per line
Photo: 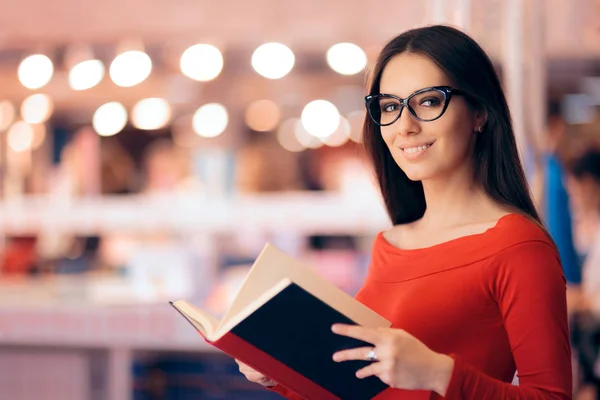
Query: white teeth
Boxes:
[{"xmin": 403, "ymin": 144, "xmax": 430, "ymax": 154}]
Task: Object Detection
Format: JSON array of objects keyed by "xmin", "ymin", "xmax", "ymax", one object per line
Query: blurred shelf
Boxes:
[
  {"xmin": 0, "ymin": 192, "xmax": 390, "ymax": 235},
  {"xmin": 0, "ymin": 298, "xmax": 214, "ymax": 352}
]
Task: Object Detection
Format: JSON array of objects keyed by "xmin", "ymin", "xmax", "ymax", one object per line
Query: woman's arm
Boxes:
[{"xmin": 443, "ymin": 241, "xmax": 572, "ymax": 399}]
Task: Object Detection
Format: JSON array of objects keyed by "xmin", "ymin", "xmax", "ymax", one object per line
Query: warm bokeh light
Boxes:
[
  {"xmin": 251, "ymin": 43, "xmax": 295, "ymax": 79},
  {"xmin": 69, "ymin": 59, "xmax": 105, "ymax": 90},
  {"xmin": 294, "ymin": 120, "xmax": 323, "ymax": 149},
  {"xmin": 20, "ymin": 94, "xmax": 54, "ymax": 124},
  {"xmin": 18, "ymin": 54, "xmax": 54, "ymax": 90},
  {"xmin": 180, "ymin": 44, "xmax": 224, "ymax": 82},
  {"xmin": 322, "ymin": 116, "xmax": 350, "ymax": 147},
  {"xmin": 7, "ymin": 121, "xmax": 34, "ymax": 152},
  {"xmin": 193, "ymin": 103, "xmax": 228, "ymax": 138},
  {"xmin": 31, "ymin": 123, "xmax": 47, "ymax": 150},
  {"xmin": 172, "ymin": 114, "xmax": 201, "ymax": 148},
  {"xmin": 0, "ymin": 100, "xmax": 16, "ymax": 131},
  {"xmin": 92, "ymin": 102, "xmax": 128, "ymax": 137},
  {"xmin": 109, "ymin": 51, "xmax": 152, "ymax": 87},
  {"xmin": 276, "ymin": 118, "xmax": 305, "ymax": 152},
  {"xmin": 131, "ymin": 98, "xmax": 171, "ymax": 130},
  {"xmin": 326, "ymin": 43, "xmax": 367, "ymax": 75},
  {"xmin": 301, "ymin": 100, "xmax": 340, "ymax": 138},
  {"xmin": 347, "ymin": 110, "xmax": 366, "ymax": 143},
  {"xmin": 245, "ymin": 99, "xmax": 281, "ymax": 131}
]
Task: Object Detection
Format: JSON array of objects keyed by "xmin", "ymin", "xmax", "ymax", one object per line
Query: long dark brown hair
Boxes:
[{"xmin": 363, "ymin": 25, "xmax": 541, "ymax": 226}]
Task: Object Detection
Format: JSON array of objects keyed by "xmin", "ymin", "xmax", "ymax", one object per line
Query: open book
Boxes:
[{"xmin": 171, "ymin": 243, "xmax": 391, "ymax": 400}]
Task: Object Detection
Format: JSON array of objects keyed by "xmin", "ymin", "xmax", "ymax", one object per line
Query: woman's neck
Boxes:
[{"xmin": 418, "ymin": 171, "xmax": 491, "ymax": 229}]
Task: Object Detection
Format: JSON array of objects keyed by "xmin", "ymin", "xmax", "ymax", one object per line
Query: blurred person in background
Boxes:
[
  {"xmin": 237, "ymin": 25, "xmax": 571, "ymax": 399},
  {"xmin": 542, "ymin": 101, "xmax": 582, "ymax": 296},
  {"xmin": 236, "ymin": 130, "xmax": 303, "ymax": 192},
  {"xmin": 568, "ymin": 149, "xmax": 600, "ymax": 263},
  {"xmin": 141, "ymin": 138, "xmax": 196, "ymax": 194},
  {"xmin": 100, "ymin": 138, "xmax": 136, "ymax": 195},
  {"xmin": 567, "ymin": 150, "xmax": 600, "ymax": 400}
]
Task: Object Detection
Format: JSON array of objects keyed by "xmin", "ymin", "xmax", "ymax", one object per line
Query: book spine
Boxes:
[{"xmin": 212, "ymin": 332, "xmax": 341, "ymax": 400}]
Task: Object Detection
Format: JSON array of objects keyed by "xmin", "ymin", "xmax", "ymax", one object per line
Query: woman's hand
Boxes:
[
  {"xmin": 331, "ymin": 324, "xmax": 454, "ymax": 396},
  {"xmin": 235, "ymin": 359, "xmax": 277, "ymax": 387}
]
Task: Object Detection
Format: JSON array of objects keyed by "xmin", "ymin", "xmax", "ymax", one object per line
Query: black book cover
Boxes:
[{"xmin": 231, "ymin": 283, "xmax": 388, "ymax": 399}]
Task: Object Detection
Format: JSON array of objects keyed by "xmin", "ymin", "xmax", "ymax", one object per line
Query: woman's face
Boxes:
[{"xmin": 378, "ymin": 52, "xmax": 484, "ymax": 182}]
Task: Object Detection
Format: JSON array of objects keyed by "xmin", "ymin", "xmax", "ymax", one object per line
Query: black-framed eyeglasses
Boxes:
[{"xmin": 365, "ymin": 86, "xmax": 465, "ymax": 127}]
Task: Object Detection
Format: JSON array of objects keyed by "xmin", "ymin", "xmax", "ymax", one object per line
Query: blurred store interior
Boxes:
[{"xmin": 0, "ymin": 0, "xmax": 600, "ymax": 399}]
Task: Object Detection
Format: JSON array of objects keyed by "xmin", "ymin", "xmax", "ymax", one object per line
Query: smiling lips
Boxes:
[{"xmin": 398, "ymin": 141, "xmax": 435, "ymax": 159}]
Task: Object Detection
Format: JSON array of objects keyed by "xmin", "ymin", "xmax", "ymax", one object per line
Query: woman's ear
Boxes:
[{"xmin": 474, "ymin": 109, "xmax": 488, "ymax": 132}]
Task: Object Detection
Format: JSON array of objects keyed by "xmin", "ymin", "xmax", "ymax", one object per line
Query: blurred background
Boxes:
[{"xmin": 0, "ymin": 0, "xmax": 600, "ymax": 399}]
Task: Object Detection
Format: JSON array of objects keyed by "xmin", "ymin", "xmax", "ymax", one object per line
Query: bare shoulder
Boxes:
[
  {"xmin": 381, "ymin": 219, "xmax": 418, "ymax": 249},
  {"xmin": 382, "ymin": 207, "xmax": 519, "ymax": 250}
]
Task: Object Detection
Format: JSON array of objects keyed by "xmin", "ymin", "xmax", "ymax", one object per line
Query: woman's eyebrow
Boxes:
[{"xmin": 378, "ymin": 85, "xmax": 444, "ymax": 98}]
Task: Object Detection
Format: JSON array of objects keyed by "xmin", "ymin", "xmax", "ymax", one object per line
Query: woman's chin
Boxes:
[{"xmin": 403, "ymin": 170, "xmax": 432, "ymax": 182}]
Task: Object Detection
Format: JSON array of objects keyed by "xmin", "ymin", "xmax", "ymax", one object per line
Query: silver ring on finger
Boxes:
[{"xmin": 365, "ymin": 348, "xmax": 378, "ymax": 362}]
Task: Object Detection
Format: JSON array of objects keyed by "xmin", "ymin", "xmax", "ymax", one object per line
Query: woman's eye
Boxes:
[
  {"xmin": 420, "ymin": 98, "xmax": 441, "ymax": 107},
  {"xmin": 382, "ymin": 103, "xmax": 398, "ymax": 113}
]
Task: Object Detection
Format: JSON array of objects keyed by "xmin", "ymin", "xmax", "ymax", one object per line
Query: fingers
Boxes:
[
  {"xmin": 242, "ymin": 369, "xmax": 270, "ymax": 384},
  {"xmin": 238, "ymin": 364, "xmax": 260, "ymax": 378},
  {"xmin": 258, "ymin": 377, "xmax": 277, "ymax": 387},
  {"xmin": 235, "ymin": 359, "xmax": 276, "ymax": 387},
  {"xmin": 236, "ymin": 359, "xmax": 255, "ymax": 374},
  {"xmin": 236, "ymin": 360, "xmax": 256, "ymax": 375},
  {"xmin": 331, "ymin": 324, "xmax": 380, "ymax": 345},
  {"xmin": 332, "ymin": 346, "xmax": 376, "ymax": 362},
  {"xmin": 355, "ymin": 360, "xmax": 388, "ymax": 380}
]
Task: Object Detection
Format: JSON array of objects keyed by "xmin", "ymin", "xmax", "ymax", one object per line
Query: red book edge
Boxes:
[{"xmin": 205, "ymin": 331, "xmax": 341, "ymax": 400}]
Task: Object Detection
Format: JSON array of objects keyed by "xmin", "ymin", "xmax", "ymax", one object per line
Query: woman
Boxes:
[{"xmin": 238, "ymin": 25, "xmax": 572, "ymax": 399}]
